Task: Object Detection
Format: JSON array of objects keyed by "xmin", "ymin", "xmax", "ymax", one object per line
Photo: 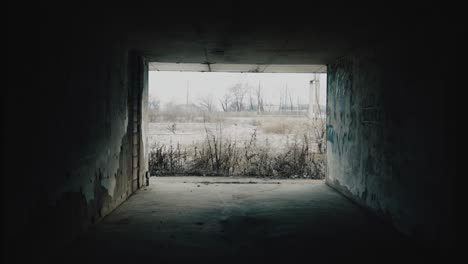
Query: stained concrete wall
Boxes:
[
  {"xmin": 326, "ymin": 35, "xmax": 456, "ymax": 251},
  {"xmin": 5, "ymin": 7, "xmax": 149, "ymax": 258}
]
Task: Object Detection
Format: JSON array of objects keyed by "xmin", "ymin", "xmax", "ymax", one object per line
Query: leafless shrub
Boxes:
[
  {"xmin": 166, "ymin": 123, "xmax": 177, "ymax": 134},
  {"xmin": 149, "ymin": 122, "xmax": 326, "ymax": 179}
]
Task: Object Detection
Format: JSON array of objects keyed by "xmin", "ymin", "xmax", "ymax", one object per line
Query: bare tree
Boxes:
[
  {"xmin": 287, "ymin": 87, "xmax": 294, "ymax": 111},
  {"xmin": 148, "ymin": 96, "xmax": 160, "ymax": 110},
  {"xmin": 248, "ymin": 87, "xmax": 255, "ymax": 112},
  {"xmin": 279, "ymin": 90, "xmax": 283, "ymax": 112},
  {"xmin": 255, "ymin": 82, "xmax": 264, "ymax": 114},
  {"xmin": 148, "ymin": 96, "xmax": 161, "ymax": 122},
  {"xmin": 229, "ymin": 83, "xmax": 248, "ymax": 112},
  {"xmin": 219, "ymin": 93, "xmax": 231, "ymax": 112},
  {"xmin": 198, "ymin": 95, "xmax": 214, "ymax": 112}
]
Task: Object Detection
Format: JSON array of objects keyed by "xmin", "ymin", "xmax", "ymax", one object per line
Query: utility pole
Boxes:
[
  {"xmin": 186, "ymin": 80, "xmax": 191, "ymax": 121},
  {"xmin": 309, "ymin": 74, "xmax": 321, "ymax": 118},
  {"xmin": 186, "ymin": 80, "xmax": 189, "ymax": 106},
  {"xmin": 297, "ymin": 96, "xmax": 300, "ymax": 115}
]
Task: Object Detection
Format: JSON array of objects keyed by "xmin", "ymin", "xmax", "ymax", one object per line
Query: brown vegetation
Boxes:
[{"xmin": 149, "ymin": 119, "xmax": 326, "ymax": 179}]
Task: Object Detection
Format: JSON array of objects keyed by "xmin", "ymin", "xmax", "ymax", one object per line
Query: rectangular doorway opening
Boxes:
[{"xmin": 147, "ymin": 65, "xmax": 327, "ymax": 179}]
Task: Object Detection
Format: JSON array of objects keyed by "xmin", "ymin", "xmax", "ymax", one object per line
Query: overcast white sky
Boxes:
[{"xmin": 149, "ymin": 72, "xmax": 327, "ymax": 110}]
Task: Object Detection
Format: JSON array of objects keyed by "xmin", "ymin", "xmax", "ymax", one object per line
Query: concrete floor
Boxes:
[{"xmin": 56, "ymin": 177, "xmax": 431, "ymax": 263}]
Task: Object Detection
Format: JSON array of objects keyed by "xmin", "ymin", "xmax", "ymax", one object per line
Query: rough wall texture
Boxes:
[
  {"xmin": 326, "ymin": 37, "xmax": 455, "ymax": 251},
  {"xmin": 28, "ymin": 42, "xmax": 138, "ymax": 250},
  {"xmin": 5, "ymin": 10, "xmax": 148, "ymax": 258},
  {"xmin": 45, "ymin": 43, "xmax": 135, "ymax": 246},
  {"xmin": 141, "ymin": 58, "xmax": 150, "ymax": 183}
]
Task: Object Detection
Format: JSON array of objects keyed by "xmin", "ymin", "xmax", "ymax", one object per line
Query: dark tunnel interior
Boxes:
[{"xmin": 5, "ymin": 1, "xmax": 460, "ymax": 263}]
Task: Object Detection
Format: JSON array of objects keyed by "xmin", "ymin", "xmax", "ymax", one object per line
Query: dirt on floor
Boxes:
[{"xmin": 54, "ymin": 177, "xmax": 431, "ymax": 263}]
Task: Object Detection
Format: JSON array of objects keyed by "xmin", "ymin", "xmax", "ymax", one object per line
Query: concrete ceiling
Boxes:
[
  {"xmin": 116, "ymin": 2, "xmax": 398, "ymax": 66},
  {"xmin": 61, "ymin": 1, "xmax": 433, "ymax": 67},
  {"xmin": 128, "ymin": 26, "xmax": 351, "ymax": 66},
  {"xmin": 131, "ymin": 20, "xmax": 366, "ymax": 66},
  {"xmin": 148, "ymin": 62, "xmax": 327, "ymax": 73}
]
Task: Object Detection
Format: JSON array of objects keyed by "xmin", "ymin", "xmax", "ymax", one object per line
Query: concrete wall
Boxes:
[
  {"xmin": 326, "ymin": 36, "xmax": 456, "ymax": 251},
  {"xmin": 5, "ymin": 10, "xmax": 148, "ymax": 257}
]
